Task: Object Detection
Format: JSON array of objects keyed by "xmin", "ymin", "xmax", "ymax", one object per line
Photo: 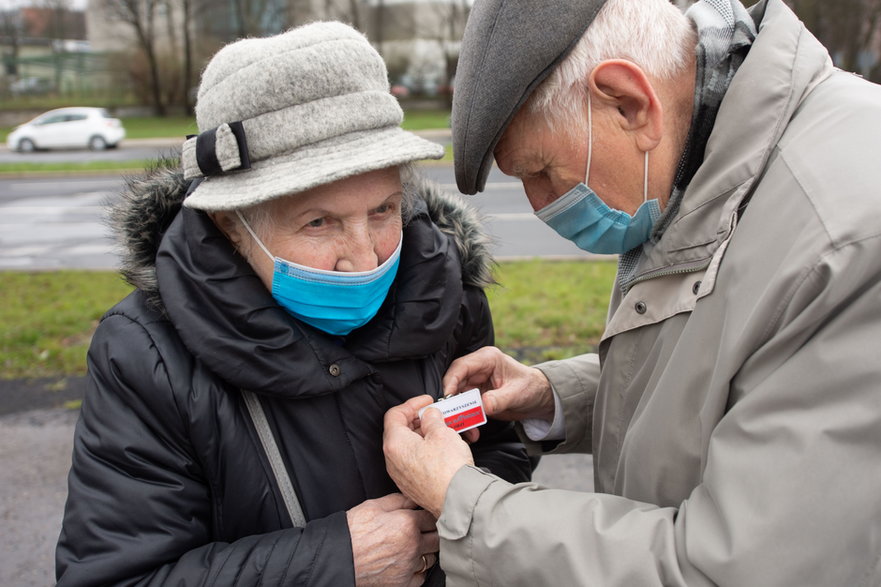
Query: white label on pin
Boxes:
[{"xmin": 418, "ymin": 388, "xmax": 487, "ymax": 433}]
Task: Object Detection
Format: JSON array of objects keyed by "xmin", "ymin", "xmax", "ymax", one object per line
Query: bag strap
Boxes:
[{"xmin": 240, "ymin": 389, "xmax": 306, "ymax": 527}]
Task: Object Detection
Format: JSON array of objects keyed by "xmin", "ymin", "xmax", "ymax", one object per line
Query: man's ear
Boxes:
[
  {"xmin": 588, "ymin": 60, "xmax": 663, "ymax": 152},
  {"xmin": 209, "ymin": 210, "xmax": 245, "ymax": 248}
]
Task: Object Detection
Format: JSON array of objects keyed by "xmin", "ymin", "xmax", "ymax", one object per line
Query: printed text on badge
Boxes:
[{"xmin": 418, "ymin": 388, "xmax": 487, "ymax": 433}]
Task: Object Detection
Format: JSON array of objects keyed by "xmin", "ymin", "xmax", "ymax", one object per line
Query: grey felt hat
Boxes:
[
  {"xmin": 182, "ymin": 22, "xmax": 444, "ymax": 211},
  {"xmin": 451, "ymin": 0, "xmax": 608, "ymax": 195}
]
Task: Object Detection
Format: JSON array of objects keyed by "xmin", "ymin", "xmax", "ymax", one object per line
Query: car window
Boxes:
[
  {"xmin": 37, "ymin": 114, "xmax": 67, "ymax": 125},
  {"xmin": 65, "ymin": 114, "xmax": 88, "ymax": 122}
]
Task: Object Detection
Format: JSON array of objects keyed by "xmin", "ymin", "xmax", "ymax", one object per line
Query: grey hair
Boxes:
[{"xmin": 528, "ymin": 0, "xmax": 697, "ymax": 135}]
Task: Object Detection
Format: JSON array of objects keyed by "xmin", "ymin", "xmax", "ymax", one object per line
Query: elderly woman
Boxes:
[{"xmin": 55, "ymin": 22, "xmax": 531, "ymax": 586}]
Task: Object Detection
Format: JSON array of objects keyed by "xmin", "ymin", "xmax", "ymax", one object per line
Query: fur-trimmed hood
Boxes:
[{"xmin": 109, "ymin": 162, "xmax": 495, "ymax": 309}]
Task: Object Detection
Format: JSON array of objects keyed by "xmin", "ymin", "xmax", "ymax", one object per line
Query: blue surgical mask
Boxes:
[
  {"xmin": 535, "ymin": 94, "xmax": 661, "ymax": 255},
  {"xmin": 236, "ymin": 211, "xmax": 401, "ymax": 336}
]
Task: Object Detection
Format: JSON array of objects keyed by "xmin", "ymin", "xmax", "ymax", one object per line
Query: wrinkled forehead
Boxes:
[
  {"xmin": 258, "ymin": 167, "xmax": 405, "ymax": 217},
  {"xmin": 451, "ymin": 0, "xmax": 608, "ymax": 195}
]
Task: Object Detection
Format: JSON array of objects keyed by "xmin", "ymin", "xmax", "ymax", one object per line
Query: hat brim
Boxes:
[{"xmin": 183, "ymin": 127, "xmax": 444, "ymax": 211}]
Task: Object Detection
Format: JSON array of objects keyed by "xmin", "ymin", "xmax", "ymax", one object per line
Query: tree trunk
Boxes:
[
  {"xmin": 132, "ymin": 21, "xmax": 166, "ymax": 116},
  {"xmin": 182, "ymin": 0, "xmax": 194, "ymax": 114}
]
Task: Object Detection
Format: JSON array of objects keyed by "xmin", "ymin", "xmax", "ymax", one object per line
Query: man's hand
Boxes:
[
  {"xmin": 347, "ymin": 493, "xmax": 439, "ymax": 587},
  {"xmin": 383, "ymin": 396, "xmax": 474, "ymax": 517},
  {"xmin": 442, "ymin": 346, "xmax": 555, "ymax": 422}
]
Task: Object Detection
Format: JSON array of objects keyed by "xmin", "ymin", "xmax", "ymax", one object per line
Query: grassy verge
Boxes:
[
  {"xmin": 486, "ymin": 260, "xmax": 615, "ymax": 363},
  {"xmin": 119, "ymin": 116, "xmax": 198, "ymax": 139},
  {"xmin": 1, "ymin": 271, "xmax": 134, "ymax": 379},
  {"xmin": 0, "ymin": 160, "xmax": 156, "ymax": 174},
  {"xmin": 0, "ymin": 109, "xmax": 453, "ymax": 173},
  {"xmin": 0, "ymin": 149, "xmax": 451, "ymax": 175},
  {"xmin": 0, "ymin": 260, "xmax": 614, "ymax": 380},
  {"xmin": 0, "ymin": 115, "xmax": 197, "ymax": 143},
  {"xmin": 1, "ymin": 109, "xmax": 450, "ymax": 143},
  {"xmin": 401, "ymin": 109, "xmax": 450, "ymax": 130}
]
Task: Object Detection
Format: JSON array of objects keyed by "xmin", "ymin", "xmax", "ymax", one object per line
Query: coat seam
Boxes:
[
  {"xmin": 278, "ymin": 527, "xmax": 298, "ymax": 586},
  {"xmin": 101, "ymin": 310, "xmax": 196, "ymax": 459}
]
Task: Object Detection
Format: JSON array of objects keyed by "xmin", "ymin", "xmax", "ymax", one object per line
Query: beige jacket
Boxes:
[{"xmin": 438, "ymin": 1, "xmax": 881, "ymax": 585}]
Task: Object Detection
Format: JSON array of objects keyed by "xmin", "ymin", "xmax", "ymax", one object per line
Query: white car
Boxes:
[{"xmin": 6, "ymin": 107, "xmax": 126, "ymax": 152}]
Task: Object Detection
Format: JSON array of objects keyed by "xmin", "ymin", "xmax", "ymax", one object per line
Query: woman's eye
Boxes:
[
  {"xmin": 307, "ymin": 217, "xmax": 324, "ymax": 228},
  {"xmin": 373, "ymin": 203, "xmax": 395, "ymax": 215}
]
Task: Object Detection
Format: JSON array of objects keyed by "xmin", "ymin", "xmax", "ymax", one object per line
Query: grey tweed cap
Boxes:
[
  {"xmin": 452, "ymin": 0, "xmax": 608, "ymax": 194},
  {"xmin": 182, "ymin": 22, "xmax": 444, "ymax": 211}
]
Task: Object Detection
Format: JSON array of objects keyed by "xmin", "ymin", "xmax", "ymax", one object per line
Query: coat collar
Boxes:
[{"xmin": 154, "ymin": 202, "xmax": 463, "ymax": 399}]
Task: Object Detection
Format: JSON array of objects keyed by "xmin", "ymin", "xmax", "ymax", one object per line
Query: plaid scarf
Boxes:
[{"xmin": 617, "ymin": 0, "xmax": 757, "ymax": 291}]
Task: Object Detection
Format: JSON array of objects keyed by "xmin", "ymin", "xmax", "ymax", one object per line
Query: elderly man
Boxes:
[{"xmin": 383, "ymin": 0, "xmax": 881, "ymax": 584}]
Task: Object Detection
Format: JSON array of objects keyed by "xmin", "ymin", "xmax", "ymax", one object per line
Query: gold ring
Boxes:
[{"xmin": 418, "ymin": 554, "xmax": 429, "ymax": 574}]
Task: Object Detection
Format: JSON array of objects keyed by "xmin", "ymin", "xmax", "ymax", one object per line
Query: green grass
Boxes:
[
  {"xmin": 0, "ymin": 271, "xmax": 134, "ymax": 379},
  {"xmin": 401, "ymin": 109, "xmax": 450, "ymax": 130},
  {"xmin": 119, "ymin": 116, "xmax": 199, "ymax": 139},
  {"xmin": 0, "ymin": 109, "xmax": 453, "ymax": 172},
  {"xmin": 0, "ymin": 150, "xmax": 451, "ymax": 175},
  {"xmin": 0, "ymin": 116, "xmax": 197, "ymax": 143},
  {"xmin": 0, "ymin": 160, "xmax": 156, "ymax": 174},
  {"xmin": 1, "ymin": 109, "xmax": 449, "ymax": 142},
  {"xmin": 487, "ymin": 260, "xmax": 616, "ymax": 363},
  {"xmin": 0, "ymin": 260, "xmax": 615, "ymax": 379}
]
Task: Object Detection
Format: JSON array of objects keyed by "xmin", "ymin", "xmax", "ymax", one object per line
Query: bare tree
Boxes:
[
  {"xmin": 421, "ymin": 0, "xmax": 469, "ymax": 103},
  {"xmin": 98, "ymin": 0, "xmax": 166, "ymax": 115},
  {"xmin": 1, "ymin": 9, "xmax": 23, "ymax": 80},
  {"xmin": 672, "ymin": 0, "xmax": 881, "ymax": 83},
  {"xmin": 317, "ymin": 0, "xmax": 363, "ymax": 30},
  {"xmin": 181, "ymin": 0, "xmax": 198, "ymax": 114},
  {"xmin": 786, "ymin": 0, "xmax": 881, "ymax": 82},
  {"xmin": 231, "ymin": 0, "xmax": 287, "ymax": 38}
]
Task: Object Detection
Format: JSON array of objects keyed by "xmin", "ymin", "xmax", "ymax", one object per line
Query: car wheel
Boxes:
[
  {"xmin": 88, "ymin": 136, "xmax": 108, "ymax": 151},
  {"xmin": 16, "ymin": 138, "xmax": 36, "ymax": 153}
]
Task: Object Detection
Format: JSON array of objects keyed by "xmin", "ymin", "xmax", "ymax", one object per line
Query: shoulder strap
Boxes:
[{"xmin": 240, "ymin": 389, "xmax": 307, "ymax": 527}]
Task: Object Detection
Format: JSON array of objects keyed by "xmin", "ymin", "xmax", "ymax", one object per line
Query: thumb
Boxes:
[
  {"xmin": 480, "ymin": 389, "xmax": 502, "ymax": 416},
  {"xmin": 419, "ymin": 406, "xmax": 448, "ymax": 435}
]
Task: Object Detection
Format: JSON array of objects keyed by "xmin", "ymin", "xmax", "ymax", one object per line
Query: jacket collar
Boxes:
[{"xmin": 154, "ymin": 201, "xmax": 463, "ymax": 399}]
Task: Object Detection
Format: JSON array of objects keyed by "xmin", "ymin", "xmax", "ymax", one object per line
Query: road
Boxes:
[
  {"xmin": 0, "ymin": 140, "xmax": 610, "ymax": 270},
  {"xmin": 0, "ymin": 141, "xmax": 598, "ymax": 585},
  {"xmin": 0, "ymin": 142, "xmax": 172, "ymax": 165}
]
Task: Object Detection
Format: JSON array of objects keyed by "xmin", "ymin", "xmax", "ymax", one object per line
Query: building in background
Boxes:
[
  {"xmin": 4, "ymin": 0, "xmax": 879, "ymax": 114},
  {"xmin": 81, "ymin": 0, "xmax": 468, "ymax": 115},
  {"xmin": 0, "ymin": 4, "xmax": 98, "ymax": 99}
]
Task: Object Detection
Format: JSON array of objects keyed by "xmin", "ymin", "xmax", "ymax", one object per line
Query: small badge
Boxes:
[{"xmin": 418, "ymin": 388, "xmax": 487, "ymax": 433}]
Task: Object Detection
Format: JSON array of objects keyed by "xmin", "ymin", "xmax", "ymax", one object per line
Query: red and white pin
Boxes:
[{"xmin": 418, "ymin": 388, "xmax": 487, "ymax": 434}]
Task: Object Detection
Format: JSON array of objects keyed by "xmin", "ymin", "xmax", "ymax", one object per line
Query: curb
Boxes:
[{"xmin": 0, "ymin": 376, "xmax": 87, "ymax": 416}]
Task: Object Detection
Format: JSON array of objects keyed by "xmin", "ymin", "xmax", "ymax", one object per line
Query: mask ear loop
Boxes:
[
  {"xmin": 644, "ymin": 150, "xmax": 649, "ymax": 204},
  {"xmin": 235, "ymin": 209, "xmax": 275, "ymax": 262},
  {"xmin": 585, "ymin": 92, "xmax": 593, "ymax": 185}
]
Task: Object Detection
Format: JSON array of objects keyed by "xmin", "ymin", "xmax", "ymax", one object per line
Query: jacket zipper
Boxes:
[{"xmin": 622, "ymin": 258, "xmax": 712, "ymax": 294}]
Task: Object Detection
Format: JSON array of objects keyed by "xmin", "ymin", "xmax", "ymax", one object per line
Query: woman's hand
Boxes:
[{"xmin": 347, "ymin": 493, "xmax": 439, "ymax": 587}]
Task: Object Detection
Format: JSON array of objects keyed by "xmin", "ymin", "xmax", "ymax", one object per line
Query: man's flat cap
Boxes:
[{"xmin": 452, "ymin": 0, "xmax": 608, "ymax": 194}]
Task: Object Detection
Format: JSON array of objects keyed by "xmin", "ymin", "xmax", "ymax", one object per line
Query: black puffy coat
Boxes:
[{"xmin": 56, "ymin": 167, "xmax": 532, "ymax": 585}]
